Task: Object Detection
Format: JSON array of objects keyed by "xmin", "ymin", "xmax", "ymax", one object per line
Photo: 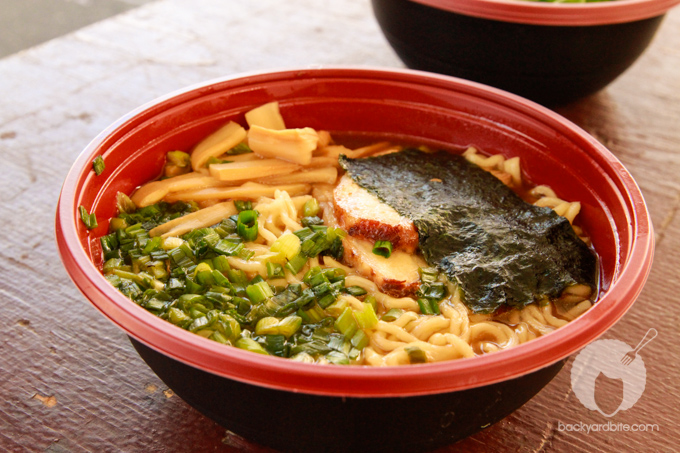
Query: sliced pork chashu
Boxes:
[
  {"xmin": 342, "ymin": 235, "xmax": 427, "ymax": 298},
  {"xmin": 333, "ymin": 174, "xmax": 418, "ymax": 253}
]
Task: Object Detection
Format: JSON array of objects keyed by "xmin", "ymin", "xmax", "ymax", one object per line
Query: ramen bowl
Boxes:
[
  {"xmin": 56, "ymin": 67, "xmax": 654, "ymax": 452},
  {"xmin": 372, "ymin": 0, "xmax": 680, "ymax": 106}
]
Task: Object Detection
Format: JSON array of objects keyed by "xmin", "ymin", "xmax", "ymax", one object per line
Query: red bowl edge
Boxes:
[{"xmin": 410, "ymin": 0, "xmax": 680, "ymax": 25}]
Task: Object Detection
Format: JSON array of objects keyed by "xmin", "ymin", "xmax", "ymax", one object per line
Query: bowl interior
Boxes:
[{"xmin": 57, "ymin": 68, "xmax": 653, "ymax": 397}]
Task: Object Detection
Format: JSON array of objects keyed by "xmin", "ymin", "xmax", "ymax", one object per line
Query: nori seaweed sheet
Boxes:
[{"xmin": 339, "ymin": 149, "xmax": 598, "ymax": 314}]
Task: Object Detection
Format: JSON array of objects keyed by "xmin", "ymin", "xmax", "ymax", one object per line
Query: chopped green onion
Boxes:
[
  {"xmin": 300, "ymin": 230, "xmax": 334, "ymax": 257},
  {"xmin": 108, "ymin": 217, "xmax": 127, "ymax": 232},
  {"xmin": 271, "ymin": 233, "xmax": 301, "ymax": 260},
  {"xmin": 325, "ymin": 350, "xmax": 349, "ymax": 365},
  {"xmin": 79, "ymin": 205, "xmax": 98, "ymax": 229},
  {"xmin": 285, "ymin": 253, "xmax": 308, "ymax": 275},
  {"xmin": 142, "ymin": 236, "xmax": 162, "ymax": 255},
  {"xmin": 235, "ymin": 337, "xmax": 269, "ymax": 355},
  {"xmin": 316, "ymin": 293, "xmax": 336, "ymax": 309},
  {"xmin": 255, "ymin": 315, "xmax": 302, "ymax": 337},
  {"xmin": 293, "ymin": 227, "xmax": 314, "ymax": 241},
  {"xmin": 227, "ymin": 268, "xmax": 248, "ymax": 285},
  {"xmin": 168, "ymin": 307, "xmax": 191, "ymax": 326},
  {"xmin": 353, "ymin": 302, "xmax": 379, "ymax": 330},
  {"xmin": 348, "ymin": 347, "xmax": 362, "ymax": 361},
  {"xmin": 236, "ymin": 210, "xmax": 259, "ymax": 242},
  {"xmin": 372, "ymin": 240, "xmax": 392, "ymax": 258},
  {"xmin": 100, "ymin": 233, "xmax": 120, "ymax": 259},
  {"xmin": 302, "ymin": 198, "xmax": 320, "ymax": 217},
  {"xmin": 116, "ymin": 192, "xmax": 137, "ymax": 214},
  {"xmin": 418, "ymin": 267, "xmax": 439, "ymax": 283},
  {"xmin": 294, "ymin": 289, "xmax": 317, "ymax": 311},
  {"xmin": 302, "ymin": 304, "xmax": 325, "ymax": 323},
  {"xmin": 92, "ymin": 156, "xmax": 105, "ymax": 175},
  {"xmin": 381, "ymin": 308, "xmax": 403, "ymax": 322},
  {"xmin": 335, "ymin": 307, "xmax": 358, "ymax": 339},
  {"xmin": 246, "ymin": 281, "xmax": 274, "ymax": 304},
  {"xmin": 261, "ymin": 334, "xmax": 288, "ymax": 357},
  {"xmin": 205, "ymin": 156, "xmax": 232, "ymax": 166},
  {"xmin": 290, "ymin": 352, "xmax": 315, "ymax": 363},
  {"xmin": 215, "ymin": 314, "xmax": 241, "ymax": 341},
  {"xmin": 212, "ymin": 238, "xmax": 244, "ymax": 256},
  {"xmin": 328, "ymin": 333, "xmax": 349, "ymax": 352},
  {"xmin": 418, "ymin": 282, "xmax": 447, "ymax": 301},
  {"xmin": 301, "ymin": 216, "xmax": 324, "ymax": 227},
  {"xmin": 211, "ymin": 269, "xmax": 231, "ymax": 287},
  {"xmin": 364, "ymin": 295, "xmax": 377, "ymax": 312},
  {"xmin": 214, "ymin": 218, "xmax": 237, "ymax": 236},
  {"xmin": 343, "ymin": 286, "xmax": 367, "ymax": 297},
  {"xmin": 405, "ymin": 346, "xmax": 428, "ymax": 364},
  {"xmin": 325, "ymin": 298, "xmax": 349, "ymax": 318},
  {"xmin": 238, "ymin": 247, "xmax": 255, "ymax": 261},
  {"xmin": 167, "ymin": 150, "xmax": 191, "ymax": 167},
  {"xmin": 102, "ymin": 258, "xmax": 125, "ymax": 273},
  {"xmin": 417, "ymin": 298, "xmax": 436, "ymax": 315},
  {"xmin": 227, "ymin": 142, "xmax": 252, "ymax": 155},
  {"xmin": 267, "ymin": 262, "xmax": 285, "ymax": 279},
  {"xmin": 234, "ymin": 200, "xmax": 252, "ymax": 212},
  {"xmin": 210, "ymin": 331, "xmax": 230, "ymax": 344},
  {"xmin": 188, "ymin": 315, "xmax": 210, "ymax": 333},
  {"xmin": 212, "ymin": 255, "xmax": 231, "ymax": 272},
  {"xmin": 350, "ymin": 329, "xmax": 369, "ymax": 349},
  {"xmin": 429, "ymin": 299, "xmax": 441, "ymax": 315}
]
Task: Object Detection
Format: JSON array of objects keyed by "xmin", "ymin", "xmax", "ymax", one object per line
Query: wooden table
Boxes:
[{"xmin": 1, "ymin": 1, "xmax": 678, "ymax": 451}]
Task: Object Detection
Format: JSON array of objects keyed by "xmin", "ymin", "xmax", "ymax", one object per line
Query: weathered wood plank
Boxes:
[{"xmin": 1, "ymin": 0, "xmax": 678, "ymax": 451}]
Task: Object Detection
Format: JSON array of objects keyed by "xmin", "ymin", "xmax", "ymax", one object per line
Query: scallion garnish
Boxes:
[
  {"xmin": 234, "ymin": 200, "xmax": 252, "ymax": 212},
  {"xmin": 417, "ymin": 297, "xmax": 441, "ymax": 315},
  {"xmin": 270, "ymin": 233, "xmax": 301, "ymax": 260},
  {"xmin": 205, "ymin": 156, "xmax": 232, "ymax": 166},
  {"xmin": 255, "ymin": 315, "xmax": 302, "ymax": 337},
  {"xmin": 92, "ymin": 156, "xmax": 105, "ymax": 175},
  {"xmin": 334, "ymin": 307, "xmax": 358, "ymax": 339},
  {"xmin": 343, "ymin": 286, "xmax": 367, "ymax": 297},
  {"xmin": 381, "ymin": 308, "xmax": 403, "ymax": 322},
  {"xmin": 372, "ymin": 240, "xmax": 392, "ymax": 258},
  {"xmin": 101, "ymin": 198, "xmax": 372, "ymax": 363},
  {"xmin": 166, "ymin": 150, "xmax": 191, "ymax": 167},
  {"xmin": 302, "ymin": 198, "xmax": 320, "ymax": 217},
  {"xmin": 235, "ymin": 337, "xmax": 269, "ymax": 355},
  {"xmin": 79, "ymin": 205, "xmax": 98, "ymax": 229},
  {"xmin": 236, "ymin": 209, "xmax": 259, "ymax": 242},
  {"xmin": 418, "ymin": 267, "xmax": 439, "ymax": 283},
  {"xmin": 285, "ymin": 252, "xmax": 308, "ymax": 275},
  {"xmin": 405, "ymin": 346, "xmax": 427, "ymax": 364},
  {"xmin": 115, "ymin": 192, "xmax": 137, "ymax": 214},
  {"xmin": 246, "ymin": 281, "xmax": 274, "ymax": 304},
  {"xmin": 266, "ymin": 262, "xmax": 285, "ymax": 279},
  {"xmin": 353, "ymin": 302, "xmax": 379, "ymax": 330},
  {"xmin": 227, "ymin": 142, "xmax": 253, "ymax": 155}
]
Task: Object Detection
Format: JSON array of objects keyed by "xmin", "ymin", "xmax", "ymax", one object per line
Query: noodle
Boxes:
[{"xmin": 106, "ymin": 112, "xmax": 596, "ymax": 367}]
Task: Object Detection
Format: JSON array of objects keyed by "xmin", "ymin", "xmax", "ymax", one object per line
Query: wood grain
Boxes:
[{"xmin": 1, "ymin": 0, "xmax": 678, "ymax": 452}]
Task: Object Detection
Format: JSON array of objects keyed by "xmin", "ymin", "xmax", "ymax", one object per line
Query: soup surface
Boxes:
[{"xmin": 93, "ymin": 102, "xmax": 598, "ymax": 366}]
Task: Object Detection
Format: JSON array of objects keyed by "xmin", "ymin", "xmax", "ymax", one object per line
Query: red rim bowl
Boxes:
[
  {"xmin": 55, "ymin": 67, "xmax": 654, "ymax": 398},
  {"xmin": 412, "ymin": 0, "xmax": 680, "ymax": 25}
]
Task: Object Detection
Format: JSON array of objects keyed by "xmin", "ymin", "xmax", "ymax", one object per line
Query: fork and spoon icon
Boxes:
[{"xmin": 621, "ymin": 328, "xmax": 657, "ymax": 366}]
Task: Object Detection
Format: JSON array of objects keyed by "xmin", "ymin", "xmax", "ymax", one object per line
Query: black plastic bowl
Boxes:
[
  {"xmin": 372, "ymin": 0, "xmax": 679, "ymax": 106},
  {"xmin": 131, "ymin": 339, "xmax": 565, "ymax": 452}
]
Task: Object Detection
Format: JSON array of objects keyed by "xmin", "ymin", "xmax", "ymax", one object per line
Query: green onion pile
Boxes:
[{"xmin": 99, "ymin": 194, "xmax": 448, "ymax": 364}]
